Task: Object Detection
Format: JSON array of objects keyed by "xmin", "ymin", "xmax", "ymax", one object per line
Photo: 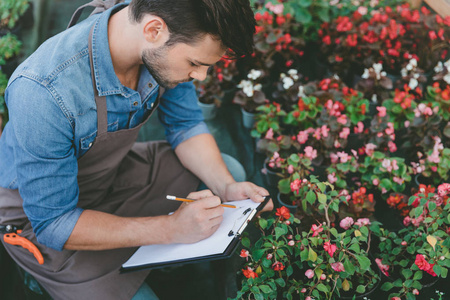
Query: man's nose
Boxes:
[{"xmin": 189, "ymin": 67, "xmax": 209, "ymax": 81}]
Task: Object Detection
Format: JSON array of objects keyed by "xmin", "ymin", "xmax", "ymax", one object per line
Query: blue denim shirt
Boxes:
[{"xmin": 0, "ymin": 3, "xmax": 209, "ymax": 251}]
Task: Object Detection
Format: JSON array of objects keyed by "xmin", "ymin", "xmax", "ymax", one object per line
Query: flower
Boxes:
[
  {"xmin": 311, "ymin": 224, "xmax": 323, "ymax": 237},
  {"xmin": 323, "ymin": 241, "xmax": 337, "ymax": 257},
  {"xmin": 375, "ymin": 258, "xmax": 390, "ymax": 276},
  {"xmin": 355, "ymin": 218, "xmax": 371, "ymax": 227},
  {"xmin": 275, "ymin": 206, "xmax": 291, "ymax": 220},
  {"xmin": 242, "ymin": 267, "xmax": 258, "ymax": 278},
  {"xmin": 305, "ymin": 269, "xmax": 314, "ymax": 278},
  {"xmin": 272, "ymin": 261, "xmax": 285, "ymax": 271},
  {"xmin": 331, "ymin": 262, "xmax": 345, "ymax": 272},
  {"xmin": 340, "ymin": 217, "xmax": 354, "ymax": 229},
  {"xmin": 239, "ymin": 249, "xmax": 249, "ymax": 258}
]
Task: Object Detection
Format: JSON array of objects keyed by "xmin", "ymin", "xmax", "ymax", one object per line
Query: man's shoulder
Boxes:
[{"xmin": 9, "ymin": 15, "xmax": 98, "ymax": 89}]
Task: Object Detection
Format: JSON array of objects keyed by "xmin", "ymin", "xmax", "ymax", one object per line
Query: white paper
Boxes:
[{"xmin": 122, "ymin": 199, "xmax": 260, "ymax": 269}]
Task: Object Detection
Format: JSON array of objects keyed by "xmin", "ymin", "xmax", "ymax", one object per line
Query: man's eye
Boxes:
[{"xmin": 189, "ymin": 62, "xmax": 198, "ymax": 67}]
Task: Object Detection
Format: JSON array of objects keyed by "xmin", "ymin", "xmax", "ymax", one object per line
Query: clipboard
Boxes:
[{"xmin": 120, "ymin": 197, "xmax": 269, "ymax": 273}]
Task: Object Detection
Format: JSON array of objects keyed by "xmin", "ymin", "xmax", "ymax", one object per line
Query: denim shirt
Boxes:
[{"xmin": 0, "ymin": 3, "xmax": 209, "ymax": 251}]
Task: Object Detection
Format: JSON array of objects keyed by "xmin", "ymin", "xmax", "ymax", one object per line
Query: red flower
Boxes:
[
  {"xmin": 323, "ymin": 241, "xmax": 337, "ymax": 257},
  {"xmin": 275, "ymin": 206, "xmax": 291, "ymax": 221},
  {"xmin": 311, "ymin": 224, "xmax": 323, "ymax": 237},
  {"xmin": 272, "ymin": 261, "xmax": 285, "ymax": 271},
  {"xmin": 242, "ymin": 267, "xmax": 258, "ymax": 278},
  {"xmin": 239, "ymin": 249, "xmax": 249, "ymax": 258},
  {"xmin": 415, "ymin": 254, "xmax": 429, "ymax": 271}
]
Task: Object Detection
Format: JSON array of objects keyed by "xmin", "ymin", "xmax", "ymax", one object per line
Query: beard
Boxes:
[{"xmin": 142, "ymin": 46, "xmax": 191, "ymax": 89}]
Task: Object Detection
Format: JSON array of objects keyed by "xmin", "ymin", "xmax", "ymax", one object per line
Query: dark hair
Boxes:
[{"xmin": 128, "ymin": 0, "xmax": 255, "ymax": 58}]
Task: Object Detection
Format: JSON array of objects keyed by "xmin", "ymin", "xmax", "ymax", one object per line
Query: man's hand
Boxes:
[
  {"xmin": 168, "ymin": 190, "xmax": 224, "ymax": 244},
  {"xmin": 221, "ymin": 182, "xmax": 274, "ymax": 213}
]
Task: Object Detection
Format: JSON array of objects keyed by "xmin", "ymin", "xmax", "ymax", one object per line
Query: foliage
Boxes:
[
  {"xmin": 0, "ymin": 0, "xmax": 29, "ymax": 30},
  {"xmin": 0, "ymin": 33, "xmax": 21, "ymax": 65},
  {"xmin": 233, "ymin": 69, "xmax": 267, "ymax": 113}
]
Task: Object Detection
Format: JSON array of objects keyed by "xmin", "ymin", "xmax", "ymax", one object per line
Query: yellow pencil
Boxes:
[{"xmin": 166, "ymin": 195, "xmax": 240, "ymax": 208}]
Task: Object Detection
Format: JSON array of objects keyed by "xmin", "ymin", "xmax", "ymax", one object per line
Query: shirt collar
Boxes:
[{"xmin": 90, "ymin": 3, "xmax": 158, "ymax": 98}]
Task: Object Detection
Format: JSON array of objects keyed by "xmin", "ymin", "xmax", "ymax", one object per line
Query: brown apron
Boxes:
[{"xmin": 0, "ymin": 3, "xmax": 200, "ymax": 299}]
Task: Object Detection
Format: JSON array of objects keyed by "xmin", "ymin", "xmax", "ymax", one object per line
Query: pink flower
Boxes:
[
  {"xmin": 365, "ymin": 143, "xmax": 377, "ymax": 156},
  {"xmin": 358, "ymin": 6, "xmax": 368, "ymax": 15},
  {"xmin": 337, "ymin": 151, "xmax": 350, "ymax": 163},
  {"xmin": 324, "ymin": 241, "xmax": 337, "ymax": 257},
  {"xmin": 413, "ymin": 289, "xmax": 419, "ymax": 295},
  {"xmin": 375, "ymin": 258, "xmax": 390, "ymax": 276},
  {"xmin": 288, "ymin": 240, "xmax": 295, "ymax": 246},
  {"xmin": 320, "ymin": 274, "xmax": 326, "ymax": 280},
  {"xmin": 377, "ymin": 106, "xmax": 386, "ymax": 117},
  {"xmin": 373, "ymin": 178, "xmax": 379, "ymax": 186},
  {"xmin": 385, "ymin": 122, "xmax": 394, "ymax": 135},
  {"xmin": 438, "ymin": 183, "xmax": 450, "ymax": 196},
  {"xmin": 401, "ymin": 241, "xmax": 407, "ymax": 246},
  {"xmin": 393, "ymin": 176, "xmax": 404, "ymax": 185},
  {"xmin": 297, "ymin": 130, "xmax": 309, "ymax": 144},
  {"xmin": 306, "ymin": 297, "xmax": 312, "ymax": 300},
  {"xmin": 311, "ymin": 224, "xmax": 323, "ymax": 237},
  {"xmin": 392, "ymin": 159, "xmax": 399, "ymax": 170},
  {"xmin": 287, "ymin": 164, "xmax": 294, "ymax": 174},
  {"xmin": 265, "ymin": 128, "xmax": 274, "ymax": 139},
  {"xmin": 404, "ymin": 120, "xmax": 410, "ymax": 128},
  {"xmin": 388, "ymin": 141, "xmax": 397, "ymax": 152},
  {"xmin": 305, "ymin": 269, "xmax": 314, "ymax": 279},
  {"xmin": 328, "ymin": 172, "xmax": 337, "ymax": 184},
  {"xmin": 266, "ymin": 253, "xmax": 273, "ymax": 260},
  {"xmin": 290, "ymin": 179, "xmax": 302, "ymax": 193},
  {"xmin": 339, "ymin": 127, "xmax": 350, "ymax": 139},
  {"xmin": 354, "ymin": 121, "xmax": 364, "ymax": 134},
  {"xmin": 331, "ymin": 262, "xmax": 345, "ymax": 272},
  {"xmin": 337, "ymin": 114, "xmax": 348, "ymax": 125},
  {"xmin": 355, "ymin": 218, "xmax": 371, "ymax": 227},
  {"xmin": 321, "ymin": 125, "xmax": 329, "ymax": 138},
  {"xmin": 304, "ymin": 146, "xmax": 318, "ymax": 160},
  {"xmin": 403, "ymin": 216, "xmax": 411, "ymax": 226},
  {"xmin": 330, "ymin": 153, "xmax": 339, "ymax": 164},
  {"xmin": 340, "ymin": 217, "xmax": 354, "ymax": 230},
  {"xmin": 300, "ymin": 288, "xmax": 306, "ymax": 293}
]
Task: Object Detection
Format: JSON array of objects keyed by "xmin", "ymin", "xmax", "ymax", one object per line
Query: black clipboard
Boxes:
[{"xmin": 120, "ymin": 197, "xmax": 269, "ymax": 273}]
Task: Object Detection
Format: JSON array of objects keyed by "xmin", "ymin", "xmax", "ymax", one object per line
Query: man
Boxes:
[{"xmin": 0, "ymin": 0, "xmax": 273, "ymax": 299}]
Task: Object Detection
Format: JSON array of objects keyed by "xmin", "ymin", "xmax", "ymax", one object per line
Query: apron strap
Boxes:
[
  {"xmin": 67, "ymin": 0, "xmax": 124, "ymax": 29},
  {"xmin": 88, "ymin": 25, "xmax": 108, "ymax": 135}
]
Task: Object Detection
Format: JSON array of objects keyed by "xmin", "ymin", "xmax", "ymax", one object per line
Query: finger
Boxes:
[
  {"xmin": 205, "ymin": 205, "xmax": 224, "ymax": 219},
  {"xmin": 187, "ymin": 189, "xmax": 214, "ymax": 200},
  {"xmin": 194, "ymin": 196, "xmax": 222, "ymax": 209},
  {"xmin": 249, "ymin": 187, "xmax": 270, "ymax": 203}
]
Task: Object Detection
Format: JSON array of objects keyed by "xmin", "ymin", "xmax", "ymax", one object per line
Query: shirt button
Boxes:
[
  {"xmin": 148, "ymin": 83, "xmax": 153, "ymax": 88},
  {"xmin": 133, "ymin": 101, "xmax": 139, "ymax": 107},
  {"xmin": 89, "ymin": 142, "xmax": 93, "ymax": 148},
  {"xmin": 150, "ymin": 102, "xmax": 154, "ymax": 108}
]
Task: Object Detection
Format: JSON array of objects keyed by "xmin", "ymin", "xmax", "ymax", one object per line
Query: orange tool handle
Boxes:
[{"xmin": 4, "ymin": 231, "xmax": 44, "ymax": 265}]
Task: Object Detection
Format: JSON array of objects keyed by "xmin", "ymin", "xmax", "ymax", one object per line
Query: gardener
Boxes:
[{"xmin": 0, "ymin": 0, "xmax": 273, "ymax": 299}]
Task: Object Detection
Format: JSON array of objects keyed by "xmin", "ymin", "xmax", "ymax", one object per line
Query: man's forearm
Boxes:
[
  {"xmin": 174, "ymin": 133, "xmax": 235, "ymax": 198},
  {"xmin": 64, "ymin": 210, "xmax": 173, "ymax": 250}
]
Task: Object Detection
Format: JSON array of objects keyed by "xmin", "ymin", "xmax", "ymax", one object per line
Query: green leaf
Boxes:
[
  {"xmin": 317, "ymin": 193, "xmax": 327, "ymax": 204},
  {"xmin": 356, "ymin": 255, "xmax": 371, "ymax": 271},
  {"xmin": 344, "ymin": 259, "xmax": 356, "ymax": 275},
  {"xmin": 317, "ymin": 283, "xmax": 329, "ymax": 293},
  {"xmin": 259, "ymin": 285, "xmax": 272, "ymax": 293},
  {"xmin": 295, "ymin": 7, "xmax": 312, "ymax": 24},
  {"xmin": 275, "ymin": 277, "xmax": 286, "ymax": 287},
  {"xmin": 356, "ymin": 285, "xmax": 366, "ymax": 293},
  {"xmin": 413, "ymin": 271, "xmax": 423, "ymax": 280},
  {"xmin": 306, "ymin": 190, "xmax": 316, "ymax": 204},
  {"xmin": 259, "ymin": 218, "xmax": 268, "ymax": 230},
  {"xmin": 286, "ymin": 265, "xmax": 293, "ymax": 277},
  {"xmin": 275, "ymin": 227, "xmax": 286, "ymax": 240},
  {"xmin": 299, "ymin": 0, "xmax": 312, "ymax": 7},
  {"xmin": 402, "ymin": 269, "xmax": 413, "ymax": 279},
  {"xmin": 381, "ymin": 282, "xmax": 393, "ymax": 291},
  {"xmin": 441, "ymin": 267, "xmax": 448, "ymax": 278},
  {"xmin": 308, "ymin": 247, "xmax": 318, "ymax": 262},
  {"xmin": 241, "ymin": 237, "xmax": 250, "ymax": 248}
]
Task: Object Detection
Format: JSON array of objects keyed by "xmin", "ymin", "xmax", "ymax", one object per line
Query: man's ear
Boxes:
[{"xmin": 142, "ymin": 16, "xmax": 168, "ymax": 44}]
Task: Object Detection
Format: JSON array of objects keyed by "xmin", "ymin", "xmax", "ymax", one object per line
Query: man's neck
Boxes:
[{"xmin": 108, "ymin": 7, "xmax": 141, "ymax": 90}]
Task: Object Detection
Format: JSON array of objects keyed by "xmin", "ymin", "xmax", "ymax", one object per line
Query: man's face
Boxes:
[{"xmin": 142, "ymin": 34, "xmax": 225, "ymax": 89}]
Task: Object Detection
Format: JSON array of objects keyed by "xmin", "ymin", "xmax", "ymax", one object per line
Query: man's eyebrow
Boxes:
[{"xmin": 192, "ymin": 59, "xmax": 214, "ymax": 67}]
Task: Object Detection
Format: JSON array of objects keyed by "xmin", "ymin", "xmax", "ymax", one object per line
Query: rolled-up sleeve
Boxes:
[
  {"xmin": 7, "ymin": 78, "xmax": 83, "ymax": 251},
  {"xmin": 157, "ymin": 82, "xmax": 210, "ymax": 148}
]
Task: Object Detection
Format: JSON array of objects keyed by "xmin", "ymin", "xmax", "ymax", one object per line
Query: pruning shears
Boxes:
[{"xmin": 0, "ymin": 225, "xmax": 44, "ymax": 265}]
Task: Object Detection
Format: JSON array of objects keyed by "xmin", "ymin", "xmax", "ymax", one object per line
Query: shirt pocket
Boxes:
[{"xmin": 80, "ymin": 121, "xmax": 119, "ymax": 151}]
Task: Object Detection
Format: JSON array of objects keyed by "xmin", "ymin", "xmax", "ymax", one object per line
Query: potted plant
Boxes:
[
  {"xmin": 0, "ymin": 69, "xmax": 8, "ymax": 136},
  {"xmin": 234, "ymin": 182, "xmax": 380, "ymax": 300},
  {"xmin": 233, "ymin": 69, "xmax": 267, "ymax": 129},
  {"xmin": 373, "ymin": 182, "xmax": 450, "ymax": 299},
  {"xmin": 355, "ymin": 63, "xmax": 394, "ymax": 105},
  {"xmin": 193, "ymin": 69, "xmax": 224, "ymax": 121},
  {"xmin": 0, "ymin": 0, "xmax": 30, "ymax": 34}
]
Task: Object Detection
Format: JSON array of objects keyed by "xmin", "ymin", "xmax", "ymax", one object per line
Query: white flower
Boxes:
[
  {"xmin": 435, "ymin": 61, "xmax": 444, "ymax": 73},
  {"xmin": 298, "ymin": 85, "xmax": 306, "ymax": 98},
  {"xmin": 409, "ymin": 78, "xmax": 418, "ymax": 89},
  {"xmin": 361, "ymin": 68, "xmax": 370, "ymax": 79},
  {"xmin": 410, "ymin": 58, "xmax": 418, "ymax": 67},
  {"xmin": 371, "ymin": 94, "xmax": 378, "ymax": 103},
  {"xmin": 444, "ymin": 59, "xmax": 450, "ymax": 69},
  {"xmin": 282, "ymin": 77, "xmax": 294, "ymax": 89},
  {"xmin": 237, "ymin": 80, "xmax": 254, "ymax": 97},
  {"xmin": 401, "ymin": 68, "xmax": 407, "ymax": 77},
  {"xmin": 247, "ymin": 69, "xmax": 262, "ymax": 80},
  {"xmin": 254, "ymin": 83, "xmax": 262, "ymax": 91},
  {"xmin": 444, "ymin": 73, "xmax": 450, "ymax": 84},
  {"xmin": 373, "ymin": 63, "xmax": 383, "ymax": 74},
  {"xmin": 381, "ymin": 71, "xmax": 386, "ymax": 77},
  {"xmin": 280, "ymin": 73, "xmax": 286, "ymax": 79},
  {"xmin": 287, "ymin": 69, "xmax": 298, "ymax": 76}
]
